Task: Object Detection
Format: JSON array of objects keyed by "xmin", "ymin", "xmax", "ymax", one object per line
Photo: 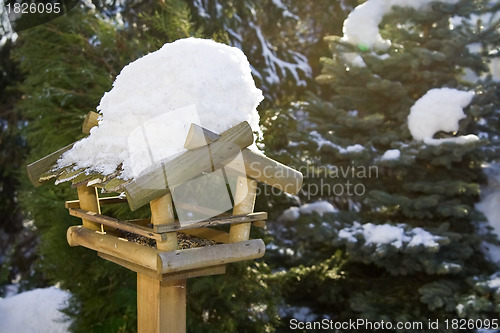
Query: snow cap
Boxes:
[
  {"xmin": 407, "ymin": 87, "xmax": 475, "ymax": 143},
  {"xmin": 342, "ymin": 0, "xmax": 461, "ymax": 51},
  {"xmin": 58, "ymin": 38, "xmax": 263, "ymax": 179}
]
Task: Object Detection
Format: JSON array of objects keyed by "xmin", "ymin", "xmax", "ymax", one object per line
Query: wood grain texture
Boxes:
[
  {"xmin": 67, "ymin": 207, "xmax": 266, "ymax": 237},
  {"xmin": 65, "ymin": 196, "xmax": 127, "ymax": 209},
  {"xmin": 229, "ymin": 176, "xmax": 257, "ymax": 243},
  {"xmin": 124, "ymin": 121, "xmax": 254, "ymax": 211},
  {"xmin": 137, "ymin": 274, "xmax": 186, "ymax": 333},
  {"xmin": 26, "ymin": 143, "xmax": 74, "ymax": 187},
  {"xmin": 141, "ymin": 191, "xmax": 184, "ymax": 332},
  {"xmin": 76, "ymin": 185, "xmax": 102, "ymax": 231},
  {"xmin": 66, "ymin": 226, "xmax": 159, "ymax": 271},
  {"xmin": 183, "ymin": 123, "xmax": 303, "ymax": 195},
  {"xmin": 68, "ymin": 208, "xmax": 161, "ymax": 241},
  {"xmin": 152, "ymin": 212, "xmax": 267, "ymax": 233},
  {"xmin": 82, "ymin": 111, "xmax": 99, "ymax": 134},
  {"xmin": 99, "ymin": 252, "xmax": 226, "ymax": 281},
  {"xmin": 184, "ymin": 123, "xmax": 220, "ymax": 149},
  {"xmin": 157, "ymin": 239, "xmax": 265, "ymax": 274}
]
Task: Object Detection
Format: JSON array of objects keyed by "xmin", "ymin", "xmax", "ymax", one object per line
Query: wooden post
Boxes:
[
  {"xmin": 150, "ymin": 194, "xmax": 178, "ymax": 252},
  {"xmin": 228, "ymin": 176, "xmax": 257, "ymax": 243},
  {"xmin": 76, "ymin": 185, "xmax": 101, "ymax": 231},
  {"xmin": 137, "ymin": 193, "xmax": 186, "ymax": 333}
]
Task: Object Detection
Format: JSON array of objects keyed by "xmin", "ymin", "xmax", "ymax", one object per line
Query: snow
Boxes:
[
  {"xmin": 278, "ymin": 206, "xmax": 300, "ymax": 222},
  {"xmin": 338, "ymin": 222, "xmax": 442, "ymax": 249},
  {"xmin": 361, "ymin": 223, "xmax": 406, "ymax": 248},
  {"xmin": 310, "ymin": 131, "xmax": 365, "ymax": 154},
  {"xmin": 407, "ymin": 88, "xmax": 478, "ymax": 145},
  {"xmin": 342, "ymin": 0, "xmax": 461, "ymax": 51},
  {"xmin": 58, "ymin": 38, "xmax": 263, "ymax": 179},
  {"xmin": 345, "ymin": 144, "xmax": 365, "ymax": 153},
  {"xmin": 486, "ymin": 274, "xmax": 500, "ymax": 289},
  {"xmin": 271, "ymin": 0, "xmax": 299, "ymax": 20},
  {"xmin": 251, "ymin": 23, "xmax": 311, "ymax": 86},
  {"xmin": 278, "ymin": 201, "xmax": 337, "ymax": 222},
  {"xmin": 191, "ymin": 1, "xmax": 312, "ymax": 88},
  {"xmin": 380, "ymin": 149, "xmax": 400, "ymax": 161},
  {"xmin": 300, "ymin": 201, "xmax": 338, "ymax": 216},
  {"xmin": 452, "ymin": 9, "xmax": 500, "ymax": 82},
  {"xmin": 476, "ymin": 163, "xmax": 500, "ymax": 265},
  {"xmin": 0, "ymin": 287, "xmax": 71, "ymax": 333}
]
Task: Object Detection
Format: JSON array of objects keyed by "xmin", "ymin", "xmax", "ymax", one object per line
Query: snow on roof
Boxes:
[
  {"xmin": 407, "ymin": 87, "xmax": 478, "ymax": 145},
  {"xmin": 58, "ymin": 38, "xmax": 263, "ymax": 179},
  {"xmin": 341, "ymin": 0, "xmax": 461, "ymax": 51}
]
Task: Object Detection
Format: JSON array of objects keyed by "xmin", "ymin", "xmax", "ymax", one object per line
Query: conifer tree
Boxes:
[
  {"xmin": 14, "ymin": 2, "xmax": 279, "ymax": 332},
  {"xmin": 186, "ymin": 0, "xmax": 358, "ymax": 108},
  {"xmin": 0, "ymin": 37, "xmax": 36, "ymax": 295},
  {"xmin": 266, "ymin": 0, "xmax": 500, "ymax": 330}
]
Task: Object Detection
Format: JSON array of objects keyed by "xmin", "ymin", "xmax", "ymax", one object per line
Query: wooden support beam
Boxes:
[
  {"xmin": 65, "ymin": 196, "xmax": 127, "ymax": 209},
  {"xmin": 160, "ymin": 265, "xmax": 226, "ymax": 282},
  {"xmin": 234, "ymin": 149, "xmax": 303, "ymax": 195},
  {"xmin": 157, "ymin": 239, "xmax": 265, "ymax": 274},
  {"xmin": 137, "ymin": 275, "xmax": 186, "ymax": 333},
  {"xmin": 76, "ymin": 185, "xmax": 102, "ymax": 231},
  {"xmin": 67, "ymin": 226, "xmax": 159, "ymax": 270},
  {"xmin": 152, "ymin": 212, "xmax": 267, "ymax": 233},
  {"xmin": 229, "ymin": 176, "xmax": 257, "ymax": 243},
  {"xmin": 68, "ymin": 208, "xmax": 161, "ymax": 241},
  {"xmin": 184, "ymin": 123, "xmax": 220, "ymax": 150},
  {"xmin": 140, "ymin": 193, "xmax": 185, "ymax": 333},
  {"xmin": 82, "ymin": 111, "xmax": 99, "ymax": 134},
  {"xmin": 67, "ymin": 207, "xmax": 266, "ymax": 238},
  {"xmin": 183, "ymin": 123, "xmax": 303, "ymax": 196},
  {"xmin": 124, "ymin": 121, "xmax": 254, "ymax": 211},
  {"xmin": 150, "ymin": 193, "xmax": 177, "ymax": 251},
  {"xmin": 67, "ymin": 225, "xmax": 264, "ymax": 275},
  {"xmin": 99, "ymin": 252, "xmax": 226, "ymax": 281}
]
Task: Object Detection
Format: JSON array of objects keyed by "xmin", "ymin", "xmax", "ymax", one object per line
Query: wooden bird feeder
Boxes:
[{"xmin": 27, "ymin": 112, "xmax": 302, "ymax": 333}]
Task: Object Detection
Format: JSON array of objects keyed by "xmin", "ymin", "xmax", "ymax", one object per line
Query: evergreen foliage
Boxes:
[
  {"xmin": 14, "ymin": 6, "xmax": 144, "ymax": 332},
  {"xmin": 266, "ymin": 0, "xmax": 500, "ymax": 330},
  {"xmin": 0, "ymin": 36, "xmax": 38, "ymax": 295},
  {"xmin": 13, "ymin": 1, "xmax": 280, "ymax": 332},
  {"xmin": 187, "ymin": 0, "xmax": 358, "ymax": 108},
  {"xmin": 4, "ymin": 0, "xmax": 500, "ymax": 331}
]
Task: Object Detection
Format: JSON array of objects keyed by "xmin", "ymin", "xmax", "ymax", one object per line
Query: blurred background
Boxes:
[{"xmin": 1, "ymin": 0, "xmax": 500, "ymax": 332}]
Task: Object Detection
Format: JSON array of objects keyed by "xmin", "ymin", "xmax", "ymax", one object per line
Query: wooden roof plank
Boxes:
[
  {"xmin": 124, "ymin": 121, "xmax": 254, "ymax": 211},
  {"xmin": 27, "ymin": 142, "xmax": 75, "ymax": 187},
  {"xmin": 103, "ymin": 177, "xmax": 130, "ymax": 193},
  {"xmin": 184, "ymin": 123, "xmax": 303, "ymax": 195}
]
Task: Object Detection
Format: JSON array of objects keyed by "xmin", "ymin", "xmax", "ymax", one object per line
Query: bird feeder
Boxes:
[{"xmin": 27, "ymin": 111, "xmax": 302, "ymax": 333}]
